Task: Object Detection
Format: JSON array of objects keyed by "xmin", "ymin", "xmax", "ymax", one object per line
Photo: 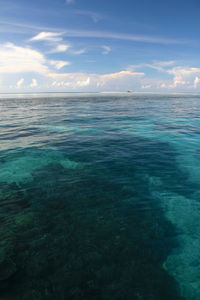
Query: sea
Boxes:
[{"xmin": 0, "ymin": 92, "xmax": 200, "ymax": 300}]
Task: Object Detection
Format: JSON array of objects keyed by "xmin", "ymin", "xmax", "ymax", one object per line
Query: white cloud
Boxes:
[
  {"xmin": 71, "ymin": 9, "xmax": 102, "ymax": 23},
  {"xmin": 153, "ymin": 60, "xmax": 175, "ymax": 67},
  {"xmin": 168, "ymin": 67, "xmax": 200, "ymax": 76},
  {"xmin": 129, "ymin": 60, "xmax": 176, "ymax": 73},
  {"xmin": 0, "ymin": 19, "xmax": 192, "ymax": 45},
  {"xmin": 29, "ymin": 32, "xmax": 63, "ymax": 42},
  {"xmin": 48, "ymin": 70, "xmax": 144, "ymax": 80},
  {"xmin": 139, "ymin": 77, "xmax": 172, "ymax": 91},
  {"xmin": 50, "ymin": 60, "xmax": 71, "ymax": 70},
  {"xmin": 160, "ymin": 83, "xmax": 167, "ymax": 88},
  {"xmin": 48, "ymin": 70, "xmax": 144, "ymax": 91},
  {"xmin": 59, "ymin": 29, "xmax": 187, "ymax": 45},
  {"xmin": 51, "ymin": 73, "xmax": 91, "ymax": 88},
  {"xmin": 0, "ymin": 43, "xmax": 49, "ymax": 75},
  {"xmin": 49, "ymin": 44, "xmax": 70, "ymax": 53},
  {"xmin": 76, "ymin": 77, "xmax": 91, "ymax": 87},
  {"xmin": 169, "ymin": 76, "xmax": 187, "ymax": 88},
  {"xmin": 1, "ymin": 42, "xmax": 199, "ymax": 93},
  {"xmin": 16, "ymin": 78, "xmax": 24, "ymax": 88},
  {"xmin": 30, "ymin": 78, "xmax": 37, "ymax": 88},
  {"xmin": 98, "ymin": 70, "xmax": 144, "ymax": 83},
  {"xmin": 141, "ymin": 84, "xmax": 152, "ymax": 89},
  {"xmin": 0, "ymin": 43, "xmax": 71, "ymax": 80},
  {"xmin": 66, "ymin": 0, "xmax": 74, "ymax": 4},
  {"xmin": 194, "ymin": 77, "xmax": 200, "ymax": 88},
  {"xmin": 168, "ymin": 67, "xmax": 200, "ymax": 89},
  {"xmin": 135, "ymin": 63, "xmax": 200, "ymax": 90},
  {"xmin": 70, "ymin": 48, "xmax": 86, "ymax": 55},
  {"xmin": 102, "ymin": 45, "xmax": 111, "ymax": 55}
]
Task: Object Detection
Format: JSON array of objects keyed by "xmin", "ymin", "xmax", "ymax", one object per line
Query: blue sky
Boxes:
[{"xmin": 0, "ymin": 0, "xmax": 200, "ymax": 92}]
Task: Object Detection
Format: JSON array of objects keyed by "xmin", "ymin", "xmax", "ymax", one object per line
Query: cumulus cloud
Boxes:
[
  {"xmin": 16, "ymin": 78, "xmax": 24, "ymax": 88},
  {"xmin": 160, "ymin": 83, "xmax": 167, "ymax": 88},
  {"xmin": 99, "ymin": 70, "xmax": 143, "ymax": 81},
  {"xmin": 51, "ymin": 73, "xmax": 91, "ymax": 88},
  {"xmin": 139, "ymin": 77, "xmax": 172, "ymax": 91},
  {"xmin": 194, "ymin": 77, "xmax": 200, "ymax": 88},
  {"xmin": 169, "ymin": 76, "xmax": 188, "ymax": 88},
  {"xmin": 131, "ymin": 62, "xmax": 200, "ymax": 90},
  {"xmin": 30, "ymin": 78, "xmax": 37, "ymax": 88},
  {"xmin": 0, "ymin": 43, "xmax": 49, "ymax": 75},
  {"xmin": 168, "ymin": 67, "xmax": 200, "ymax": 89},
  {"xmin": 0, "ymin": 43, "xmax": 71, "ymax": 80},
  {"xmin": 48, "ymin": 70, "xmax": 144, "ymax": 90},
  {"xmin": 29, "ymin": 32, "xmax": 63, "ymax": 42},
  {"xmin": 1, "ymin": 43, "xmax": 199, "ymax": 92},
  {"xmin": 102, "ymin": 45, "xmax": 111, "ymax": 55},
  {"xmin": 76, "ymin": 77, "xmax": 90, "ymax": 87},
  {"xmin": 50, "ymin": 60, "xmax": 71, "ymax": 70},
  {"xmin": 141, "ymin": 84, "xmax": 152, "ymax": 89},
  {"xmin": 168, "ymin": 67, "xmax": 200, "ymax": 76}
]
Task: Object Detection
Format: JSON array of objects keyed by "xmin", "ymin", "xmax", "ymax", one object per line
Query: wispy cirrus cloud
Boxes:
[
  {"xmin": 62, "ymin": 29, "xmax": 188, "ymax": 45},
  {"xmin": 29, "ymin": 31, "xmax": 86, "ymax": 55},
  {"xmin": 128, "ymin": 60, "xmax": 176, "ymax": 72},
  {"xmin": 70, "ymin": 48, "xmax": 86, "ymax": 55},
  {"xmin": 28, "ymin": 28, "xmax": 189, "ymax": 47},
  {"xmin": 29, "ymin": 32, "xmax": 63, "ymax": 42},
  {"xmin": 0, "ymin": 19, "xmax": 193, "ymax": 46},
  {"xmin": 102, "ymin": 45, "xmax": 111, "ymax": 55},
  {"xmin": 71, "ymin": 9, "xmax": 102, "ymax": 23}
]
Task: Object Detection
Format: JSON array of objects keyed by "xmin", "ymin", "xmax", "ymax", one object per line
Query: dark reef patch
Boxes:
[{"xmin": 0, "ymin": 132, "xmax": 189, "ymax": 300}]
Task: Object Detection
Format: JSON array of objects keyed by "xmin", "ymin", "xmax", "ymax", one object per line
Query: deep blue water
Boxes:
[{"xmin": 0, "ymin": 93, "xmax": 200, "ymax": 300}]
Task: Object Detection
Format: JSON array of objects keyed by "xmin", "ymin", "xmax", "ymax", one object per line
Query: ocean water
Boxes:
[{"xmin": 0, "ymin": 93, "xmax": 200, "ymax": 300}]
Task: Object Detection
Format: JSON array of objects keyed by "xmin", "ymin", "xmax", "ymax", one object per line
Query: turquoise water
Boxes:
[{"xmin": 0, "ymin": 93, "xmax": 200, "ymax": 299}]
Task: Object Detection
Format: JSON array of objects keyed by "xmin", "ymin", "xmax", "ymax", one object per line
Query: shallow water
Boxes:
[{"xmin": 0, "ymin": 93, "xmax": 200, "ymax": 299}]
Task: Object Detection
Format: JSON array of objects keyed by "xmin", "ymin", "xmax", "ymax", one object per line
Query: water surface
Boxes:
[{"xmin": 0, "ymin": 93, "xmax": 200, "ymax": 300}]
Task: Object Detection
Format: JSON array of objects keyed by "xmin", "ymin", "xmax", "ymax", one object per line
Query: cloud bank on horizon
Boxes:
[{"xmin": 0, "ymin": 0, "xmax": 199, "ymax": 92}]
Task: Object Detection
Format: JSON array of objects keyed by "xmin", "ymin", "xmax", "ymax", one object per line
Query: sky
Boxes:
[{"xmin": 0, "ymin": 0, "xmax": 200, "ymax": 93}]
